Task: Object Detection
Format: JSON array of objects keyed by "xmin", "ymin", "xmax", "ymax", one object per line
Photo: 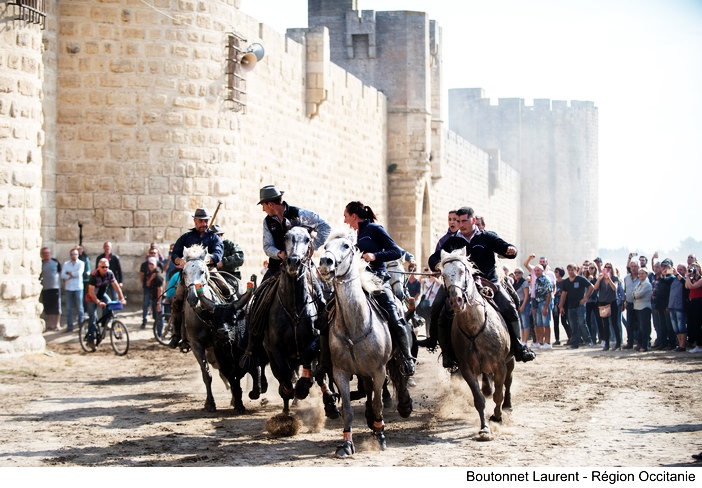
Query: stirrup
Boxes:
[
  {"xmin": 178, "ymin": 340, "xmax": 191, "ymax": 354},
  {"xmin": 167, "ymin": 335, "xmax": 181, "ymax": 349}
]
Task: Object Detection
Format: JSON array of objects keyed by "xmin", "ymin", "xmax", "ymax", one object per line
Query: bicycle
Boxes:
[
  {"xmin": 153, "ymin": 297, "xmax": 173, "ymax": 346},
  {"xmin": 79, "ymin": 301, "xmax": 130, "ymax": 355}
]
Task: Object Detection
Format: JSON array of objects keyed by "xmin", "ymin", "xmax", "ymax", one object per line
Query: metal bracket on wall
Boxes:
[
  {"xmin": 224, "ymin": 32, "xmax": 247, "ymax": 113},
  {"xmin": 7, "ymin": 0, "xmax": 46, "ymax": 29}
]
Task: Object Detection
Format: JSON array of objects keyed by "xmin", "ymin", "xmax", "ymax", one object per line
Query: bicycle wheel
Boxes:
[
  {"xmin": 154, "ymin": 313, "xmax": 173, "ymax": 346},
  {"xmin": 78, "ymin": 320, "xmax": 96, "ymax": 353},
  {"xmin": 110, "ymin": 320, "xmax": 130, "ymax": 356}
]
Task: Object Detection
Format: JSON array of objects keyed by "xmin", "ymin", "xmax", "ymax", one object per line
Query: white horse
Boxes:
[{"xmin": 318, "ymin": 231, "xmax": 412, "ymax": 458}]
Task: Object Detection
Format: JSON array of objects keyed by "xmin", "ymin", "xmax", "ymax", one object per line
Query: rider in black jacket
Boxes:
[
  {"xmin": 344, "ymin": 201, "xmax": 416, "ymax": 377},
  {"xmin": 428, "ymin": 207, "xmax": 536, "ymax": 367}
]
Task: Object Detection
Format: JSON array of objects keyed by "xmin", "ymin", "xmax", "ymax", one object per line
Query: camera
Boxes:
[{"xmin": 689, "ymin": 267, "xmax": 697, "ymax": 276}]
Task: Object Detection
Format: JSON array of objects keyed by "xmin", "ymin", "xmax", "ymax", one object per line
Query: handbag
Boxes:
[{"xmin": 598, "ymin": 304, "xmax": 611, "ymax": 318}]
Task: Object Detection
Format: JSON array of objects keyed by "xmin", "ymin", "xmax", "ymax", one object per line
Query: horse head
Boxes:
[
  {"xmin": 318, "ymin": 230, "xmax": 356, "ymax": 282},
  {"xmin": 439, "ymin": 248, "xmax": 477, "ymax": 313},
  {"xmin": 385, "ymin": 259, "xmax": 406, "ymax": 300},
  {"xmin": 282, "ymin": 226, "xmax": 313, "ymax": 277},
  {"xmin": 182, "ymin": 244, "xmax": 211, "ymax": 307}
]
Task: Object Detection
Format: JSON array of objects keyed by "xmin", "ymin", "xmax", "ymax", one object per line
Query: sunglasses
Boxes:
[{"xmin": 99, "ymin": 266, "xmax": 108, "ymax": 269}]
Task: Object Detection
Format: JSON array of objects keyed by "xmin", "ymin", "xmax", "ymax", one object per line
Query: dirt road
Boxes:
[{"xmin": 1, "ymin": 306, "xmax": 700, "ymax": 468}]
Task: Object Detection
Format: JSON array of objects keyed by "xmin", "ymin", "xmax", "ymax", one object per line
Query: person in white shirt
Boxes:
[{"xmin": 61, "ymin": 247, "xmax": 85, "ymax": 332}]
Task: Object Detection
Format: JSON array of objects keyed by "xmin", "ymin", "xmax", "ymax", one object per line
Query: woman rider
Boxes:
[{"xmin": 343, "ymin": 201, "xmax": 415, "ymax": 377}]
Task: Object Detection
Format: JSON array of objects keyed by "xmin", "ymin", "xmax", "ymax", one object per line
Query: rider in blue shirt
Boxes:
[
  {"xmin": 344, "ymin": 201, "xmax": 415, "ymax": 377},
  {"xmin": 167, "ymin": 207, "xmax": 224, "ymax": 349}
]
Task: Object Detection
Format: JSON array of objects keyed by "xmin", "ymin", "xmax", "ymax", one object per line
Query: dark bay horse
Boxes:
[
  {"xmin": 254, "ymin": 226, "xmax": 334, "ymax": 419},
  {"xmin": 318, "ymin": 231, "xmax": 412, "ymax": 458},
  {"xmin": 180, "ymin": 244, "xmax": 259, "ymax": 413},
  {"xmin": 439, "ymin": 248, "xmax": 514, "ymax": 440}
]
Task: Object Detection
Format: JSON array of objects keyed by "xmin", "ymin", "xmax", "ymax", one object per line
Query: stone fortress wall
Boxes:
[{"xmin": 0, "ymin": 0, "xmax": 595, "ymax": 355}]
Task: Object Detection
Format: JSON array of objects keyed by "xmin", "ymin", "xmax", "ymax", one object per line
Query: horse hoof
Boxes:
[
  {"xmin": 397, "ymin": 400, "xmax": 413, "ymax": 418},
  {"xmin": 477, "ymin": 429, "xmax": 493, "ymax": 441},
  {"xmin": 294, "ymin": 377, "xmax": 313, "ymax": 400},
  {"xmin": 323, "ymin": 391, "xmax": 340, "ymax": 419},
  {"xmin": 335, "ymin": 440, "xmax": 355, "ymax": 458},
  {"xmin": 375, "ymin": 432, "xmax": 387, "ymax": 451},
  {"xmin": 503, "ymin": 402, "xmax": 512, "ymax": 410},
  {"xmin": 489, "ymin": 415, "xmax": 502, "ymax": 423},
  {"xmin": 233, "ymin": 402, "xmax": 246, "ymax": 414},
  {"xmin": 205, "ymin": 403, "xmax": 217, "ymax": 413},
  {"xmin": 248, "ymin": 389, "xmax": 261, "ymax": 400}
]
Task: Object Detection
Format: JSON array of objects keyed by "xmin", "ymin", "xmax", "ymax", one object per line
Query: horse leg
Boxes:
[
  {"xmin": 382, "ymin": 377, "xmax": 392, "ymax": 407},
  {"xmin": 315, "ymin": 372, "xmax": 340, "ymax": 419},
  {"xmin": 230, "ymin": 377, "xmax": 246, "ymax": 414},
  {"xmin": 489, "ymin": 368, "xmax": 506, "ymax": 423},
  {"xmin": 363, "ymin": 376, "xmax": 375, "ymax": 430},
  {"xmin": 267, "ymin": 348, "xmax": 294, "ymax": 414},
  {"xmin": 350, "ymin": 375, "xmax": 366, "ymax": 401},
  {"xmin": 191, "ymin": 341, "xmax": 216, "ymax": 412},
  {"xmin": 248, "ymin": 365, "xmax": 262, "ymax": 400},
  {"xmin": 388, "ymin": 358, "xmax": 413, "ymax": 418},
  {"xmin": 370, "ymin": 371, "xmax": 387, "ymax": 451},
  {"xmin": 503, "ymin": 357, "xmax": 515, "ymax": 410},
  {"xmin": 459, "ymin": 365, "xmax": 490, "ymax": 440},
  {"xmin": 333, "ymin": 369, "xmax": 355, "ymax": 458}
]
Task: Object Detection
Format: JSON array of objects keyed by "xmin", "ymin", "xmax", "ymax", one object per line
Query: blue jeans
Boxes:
[
  {"xmin": 86, "ymin": 297, "xmax": 110, "ymax": 341},
  {"xmin": 567, "ymin": 306, "xmax": 590, "ymax": 347},
  {"xmin": 520, "ymin": 301, "xmax": 532, "ymax": 331},
  {"xmin": 669, "ymin": 308, "xmax": 687, "ymax": 335},
  {"xmin": 142, "ymin": 288, "xmax": 151, "ymax": 324},
  {"xmin": 65, "ymin": 289, "xmax": 84, "ymax": 330},
  {"xmin": 535, "ymin": 300, "xmax": 552, "ymax": 327}
]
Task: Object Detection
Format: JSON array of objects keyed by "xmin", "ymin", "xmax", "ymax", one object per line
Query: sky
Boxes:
[{"xmin": 241, "ymin": 0, "xmax": 702, "ymax": 254}]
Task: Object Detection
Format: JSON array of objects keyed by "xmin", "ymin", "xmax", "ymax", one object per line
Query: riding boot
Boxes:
[
  {"xmin": 437, "ymin": 308, "xmax": 456, "ymax": 369},
  {"xmin": 375, "ymin": 287, "xmax": 415, "ymax": 376},
  {"xmin": 167, "ymin": 313, "xmax": 182, "ymax": 349},
  {"xmin": 416, "ymin": 318, "xmax": 438, "ymax": 349}
]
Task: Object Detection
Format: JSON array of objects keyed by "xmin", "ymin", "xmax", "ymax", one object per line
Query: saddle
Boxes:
[{"xmin": 474, "ymin": 275, "xmax": 502, "ymax": 315}]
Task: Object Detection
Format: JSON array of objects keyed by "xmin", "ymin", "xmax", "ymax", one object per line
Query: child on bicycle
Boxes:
[{"xmin": 86, "ymin": 258, "xmax": 127, "ymax": 349}]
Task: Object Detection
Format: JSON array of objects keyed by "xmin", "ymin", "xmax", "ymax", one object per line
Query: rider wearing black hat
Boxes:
[
  {"xmin": 167, "ymin": 208, "xmax": 224, "ymax": 350},
  {"xmin": 258, "ymin": 185, "xmax": 331, "ymax": 282}
]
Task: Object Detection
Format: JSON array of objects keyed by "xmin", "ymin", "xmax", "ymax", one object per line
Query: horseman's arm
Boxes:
[
  {"xmin": 208, "ymin": 234, "xmax": 224, "ymax": 265},
  {"xmin": 370, "ymin": 226, "xmax": 403, "ymax": 263},
  {"xmin": 171, "ymin": 236, "xmax": 186, "ymax": 268},
  {"xmin": 487, "ymin": 233, "xmax": 517, "ymax": 259},
  {"xmin": 262, "ymin": 220, "xmax": 283, "ymax": 259},
  {"xmin": 299, "ymin": 208, "xmax": 331, "ymax": 250}
]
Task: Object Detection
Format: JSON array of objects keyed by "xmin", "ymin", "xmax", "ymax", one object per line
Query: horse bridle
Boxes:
[{"xmin": 442, "ymin": 257, "xmax": 480, "ymax": 308}]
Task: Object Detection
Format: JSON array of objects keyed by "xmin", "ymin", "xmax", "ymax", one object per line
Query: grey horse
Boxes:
[
  {"xmin": 180, "ymin": 244, "xmax": 257, "ymax": 413},
  {"xmin": 318, "ymin": 231, "xmax": 412, "ymax": 458},
  {"xmin": 439, "ymin": 248, "xmax": 514, "ymax": 440}
]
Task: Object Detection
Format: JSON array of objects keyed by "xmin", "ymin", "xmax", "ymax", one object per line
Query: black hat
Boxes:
[
  {"xmin": 661, "ymin": 258, "xmax": 673, "ymax": 268},
  {"xmin": 211, "ymin": 224, "xmax": 224, "ymax": 235},
  {"xmin": 258, "ymin": 185, "xmax": 284, "ymax": 205},
  {"xmin": 192, "ymin": 208, "xmax": 212, "ymax": 219}
]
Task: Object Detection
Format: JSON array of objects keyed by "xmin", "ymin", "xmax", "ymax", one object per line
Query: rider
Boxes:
[
  {"xmin": 417, "ymin": 209, "xmax": 458, "ymax": 350},
  {"xmin": 343, "ymin": 201, "xmax": 416, "ymax": 377},
  {"xmin": 428, "ymin": 206, "xmax": 536, "ymax": 367},
  {"xmin": 212, "ymin": 224, "xmax": 245, "ymax": 280},
  {"xmin": 258, "ymin": 184, "xmax": 331, "ymax": 282},
  {"xmin": 167, "ymin": 207, "xmax": 224, "ymax": 350},
  {"xmin": 85, "ymin": 258, "xmax": 127, "ymax": 350}
]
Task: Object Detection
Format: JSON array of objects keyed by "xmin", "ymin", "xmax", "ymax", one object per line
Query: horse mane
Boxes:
[
  {"xmin": 326, "ymin": 229, "xmax": 356, "ymax": 245},
  {"xmin": 183, "ymin": 244, "xmax": 207, "ymax": 261},
  {"xmin": 439, "ymin": 249, "xmax": 478, "ymax": 275}
]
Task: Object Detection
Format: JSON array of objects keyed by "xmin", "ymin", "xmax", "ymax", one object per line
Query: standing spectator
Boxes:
[
  {"xmin": 77, "ymin": 245, "xmax": 91, "ymax": 304},
  {"xmin": 685, "ymin": 261, "xmax": 702, "ymax": 353},
  {"xmin": 515, "ymin": 269, "xmax": 532, "ymax": 345},
  {"xmin": 594, "ymin": 262, "xmax": 621, "ymax": 350},
  {"xmin": 60, "ymin": 247, "xmax": 84, "ymax": 332},
  {"xmin": 552, "ymin": 267, "xmax": 571, "ymax": 346},
  {"xmin": 669, "ymin": 264, "xmax": 688, "ymax": 351},
  {"xmin": 653, "ymin": 258, "xmax": 676, "ymax": 349},
  {"xmin": 40, "ymin": 247, "xmax": 62, "ymax": 331},
  {"xmin": 145, "ymin": 257, "xmax": 165, "ymax": 337},
  {"xmin": 149, "ymin": 242, "xmax": 166, "ymax": 266},
  {"xmin": 406, "ymin": 263, "xmax": 422, "ymax": 303},
  {"xmin": 139, "ymin": 248, "xmax": 163, "ymax": 328},
  {"xmin": 96, "ymin": 241, "xmax": 123, "ymax": 301},
  {"xmin": 584, "ymin": 262, "xmax": 602, "ymax": 346},
  {"xmin": 622, "ymin": 258, "xmax": 640, "ymax": 349},
  {"xmin": 633, "ymin": 268, "xmax": 653, "ymax": 351},
  {"xmin": 649, "ymin": 253, "xmax": 664, "ymax": 348},
  {"xmin": 532, "ymin": 265, "xmax": 553, "ymax": 349},
  {"xmin": 559, "ymin": 264, "xmax": 595, "ymax": 349},
  {"xmin": 213, "ymin": 224, "xmax": 245, "ymax": 280}
]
